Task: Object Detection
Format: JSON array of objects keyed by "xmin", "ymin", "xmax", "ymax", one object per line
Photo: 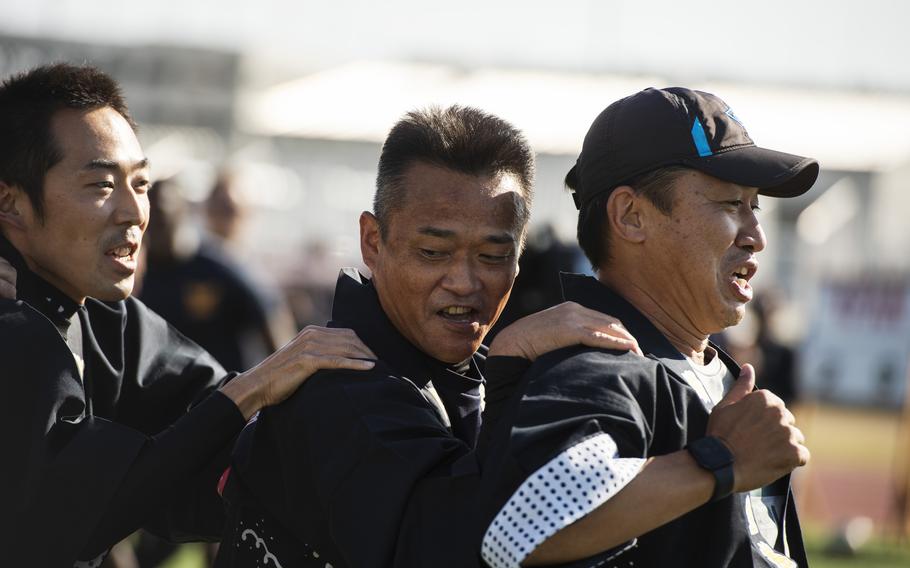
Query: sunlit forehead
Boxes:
[
  {"xmin": 416, "ymin": 225, "xmax": 518, "ymax": 247},
  {"xmin": 52, "ymin": 107, "xmax": 144, "ymax": 170},
  {"xmin": 384, "ymin": 163, "xmax": 529, "ymax": 255}
]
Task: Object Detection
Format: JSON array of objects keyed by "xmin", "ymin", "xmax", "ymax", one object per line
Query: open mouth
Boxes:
[
  {"xmin": 729, "ymin": 261, "xmax": 758, "ymax": 300},
  {"xmin": 106, "ymin": 241, "xmax": 139, "ymax": 266},
  {"xmin": 731, "ymin": 265, "xmax": 753, "ymax": 288},
  {"xmin": 438, "ymin": 305, "xmax": 480, "ymax": 324}
]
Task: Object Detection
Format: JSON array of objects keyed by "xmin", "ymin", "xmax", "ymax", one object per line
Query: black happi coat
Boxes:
[
  {"xmin": 0, "ymin": 237, "xmax": 246, "ymax": 567},
  {"xmin": 476, "ymin": 274, "xmax": 807, "ymax": 568},
  {"xmin": 217, "ymin": 269, "xmax": 525, "ymax": 568}
]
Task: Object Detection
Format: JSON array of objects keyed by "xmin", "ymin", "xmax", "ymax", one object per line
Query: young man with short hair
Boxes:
[{"xmin": 0, "ymin": 63, "xmax": 376, "ymax": 567}]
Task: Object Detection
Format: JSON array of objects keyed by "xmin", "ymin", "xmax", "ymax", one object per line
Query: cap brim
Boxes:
[{"xmin": 682, "ymin": 146, "xmax": 819, "ymax": 198}]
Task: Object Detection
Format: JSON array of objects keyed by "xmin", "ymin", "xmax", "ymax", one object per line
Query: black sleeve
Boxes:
[
  {"xmin": 80, "ymin": 391, "xmax": 245, "ymax": 557},
  {"xmin": 494, "ymin": 348, "xmax": 657, "ymax": 471},
  {"xmin": 474, "ymin": 347, "xmax": 661, "ymax": 567}
]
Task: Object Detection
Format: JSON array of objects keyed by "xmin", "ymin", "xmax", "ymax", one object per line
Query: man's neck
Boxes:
[
  {"xmin": 1, "ymin": 233, "xmax": 85, "ymax": 304},
  {"xmin": 597, "ymin": 268, "xmax": 709, "ymax": 364},
  {"xmin": 20, "ymin": 256, "xmax": 86, "ymax": 305}
]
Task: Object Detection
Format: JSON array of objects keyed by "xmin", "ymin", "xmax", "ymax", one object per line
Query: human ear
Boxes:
[
  {"xmin": 359, "ymin": 211, "xmax": 382, "ymax": 272},
  {"xmin": 606, "ymin": 186, "xmax": 646, "ymax": 244},
  {"xmin": 0, "ymin": 182, "xmax": 27, "ymax": 231}
]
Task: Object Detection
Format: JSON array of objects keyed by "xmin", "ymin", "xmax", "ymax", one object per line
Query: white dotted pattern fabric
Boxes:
[{"xmin": 481, "ymin": 433, "xmax": 645, "ymax": 568}]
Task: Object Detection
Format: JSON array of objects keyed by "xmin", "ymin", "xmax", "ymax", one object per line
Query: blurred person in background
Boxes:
[
  {"xmin": 0, "ymin": 63, "xmax": 376, "ymax": 568},
  {"xmin": 140, "ymin": 177, "xmax": 296, "ymax": 374},
  {"xmin": 205, "ymin": 171, "xmax": 247, "ymax": 244},
  {"xmin": 204, "ymin": 172, "xmax": 340, "ymax": 331}
]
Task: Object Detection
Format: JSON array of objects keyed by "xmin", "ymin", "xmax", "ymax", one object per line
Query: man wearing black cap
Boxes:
[{"xmin": 477, "ymin": 88, "xmax": 817, "ymax": 567}]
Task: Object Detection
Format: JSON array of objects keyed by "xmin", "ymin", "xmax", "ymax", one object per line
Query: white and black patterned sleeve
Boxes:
[{"xmin": 481, "ymin": 432, "xmax": 644, "ymax": 568}]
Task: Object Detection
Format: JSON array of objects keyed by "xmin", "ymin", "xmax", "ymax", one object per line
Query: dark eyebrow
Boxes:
[
  {"xmin": 418, "ymin": 226, "xmax": 455, "ymax": 239},
  {"xmin": 81, "ymin": 157, "xmax": 150, "ymax": 172},
  {"xmin": 485, "ymin": 233, "xmax": 516, "ymax": 245},
  {"xmin": 417, "ymin": 226, "xmax": 515, "ymax": 245}
]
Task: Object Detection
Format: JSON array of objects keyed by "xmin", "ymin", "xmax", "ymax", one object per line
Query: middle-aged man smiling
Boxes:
[
  {"xmin": 215, "ymin": 105, "xmax": 644, "ymax": 568},
  {"xmin": 477, "ymin": 88, "xmax": 818, "ymax": 568}
]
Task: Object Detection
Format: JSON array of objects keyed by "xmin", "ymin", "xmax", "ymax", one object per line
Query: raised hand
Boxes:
[
  {"xmin": 220, "ymin": 326, "xmax": 376, "ymax": 419},
  {"xmin": 489, "ymin": 301, "xmax": 642, "ymax": 361},
  {"xmin": 707, "ymin": 364, "xmax": 810, "ymax": 492}
]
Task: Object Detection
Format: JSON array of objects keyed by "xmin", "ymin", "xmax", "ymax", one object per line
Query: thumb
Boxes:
[{"xmin": 716, "ymin": 363, "xmax": 755, "ymax": 408}]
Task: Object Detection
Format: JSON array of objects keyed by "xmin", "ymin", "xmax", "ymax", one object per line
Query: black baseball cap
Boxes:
[{"xmin": 567, "ymin": 87, "xmax": 819, "ymax": 210}]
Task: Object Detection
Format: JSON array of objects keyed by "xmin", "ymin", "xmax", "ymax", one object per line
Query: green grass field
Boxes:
[{"xmin": 805, "ymin": 534, "xmax": 910, "ymax": 567}]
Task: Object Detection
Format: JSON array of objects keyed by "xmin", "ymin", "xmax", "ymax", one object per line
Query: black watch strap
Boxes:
[{"xmin": 686, "ymin": 436, "xmax": 735, "ymax": 502}]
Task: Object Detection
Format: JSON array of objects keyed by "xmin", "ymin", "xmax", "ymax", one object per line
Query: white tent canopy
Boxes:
[{"xmin": 240, "ymin": 60, "xmax": 910, "ymax": 173}]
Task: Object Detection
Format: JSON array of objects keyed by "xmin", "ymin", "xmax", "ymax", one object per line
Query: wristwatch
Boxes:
[{"xmin": 686, "ymin": 436, "xmax": 735, "ymax": 502}]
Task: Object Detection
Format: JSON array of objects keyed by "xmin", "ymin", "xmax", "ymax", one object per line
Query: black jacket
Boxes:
[
  {"xmin": 0, "ymin": 236, "xmax": 245, "ymax": 567},
  {"xmin": 476, "ymin": 273, "xmax": 807, "ymax": 568},
  {"xmin": 217, "ymin": 269, "xmax": 527, "ymax": 568}
]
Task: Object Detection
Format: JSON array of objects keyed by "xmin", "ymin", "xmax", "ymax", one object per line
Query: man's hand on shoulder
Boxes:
[
  {"xmin": 220, "ymin": 326, "xmax": 376, "ymax": 420},
  {"xmin": 0, "ymin": 256, "xmax": 16, "ymax": 300},
  {"xmin": 489, "ymin": 301, "xmax": 643, "ymax": 361},
  {"xmin": 706, "ymin": 364, "xmax": 810, "ymax": 492}
]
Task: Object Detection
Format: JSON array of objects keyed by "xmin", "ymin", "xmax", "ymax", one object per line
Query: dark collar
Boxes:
[
  {"xmin": 329, "ymin": 269, "xmax": 485, "ymax": 445},
  {"xmin": 0, "ymin": 234, "xmax": 80, "ymax": 333},
  {"xmin": 328, "ymin": 268, "xmax": 483, "ymax": 388},
  {"xmin": 559, "ymin": 272, "xmax": 740, "ymax": 378}
]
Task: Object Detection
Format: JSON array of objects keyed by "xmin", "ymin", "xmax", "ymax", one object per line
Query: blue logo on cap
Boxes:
[{"xmin": 690, "ymin": 118, "xmax": 713, "ymax": 157}]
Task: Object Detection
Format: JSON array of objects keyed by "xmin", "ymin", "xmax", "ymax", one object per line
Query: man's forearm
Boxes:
[
  {"xmin": 525, "ymin": 450, "xmax": 713, "ymax": 565},
  {"xmin": 81, "ymin": 391, "xmax": 245, "ymax": 558}
]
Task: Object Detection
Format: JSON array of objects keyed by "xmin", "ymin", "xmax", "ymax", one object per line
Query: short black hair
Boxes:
[
  {"xmin": 573, "ymin": 166, "xmax": 688, "ymax": 268},
  {"xmin": 0, "ymin": 63, "xmax": 135, "ymax": 220},
  {"xmin": 374, "ymin": 105, "xmax": 535, "ymax": 239}
]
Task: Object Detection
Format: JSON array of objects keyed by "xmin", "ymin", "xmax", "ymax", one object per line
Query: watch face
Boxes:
[
  {"xmin": 692, "ymin": 437, "xmax": 734, "ymax": 469},
  {"xmin": 707, "ymin": 439, "xmax": 734, "ymax": 466}
]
